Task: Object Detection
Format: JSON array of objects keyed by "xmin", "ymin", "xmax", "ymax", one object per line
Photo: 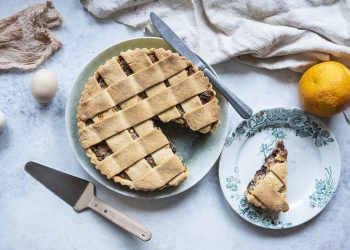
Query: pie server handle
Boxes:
[
  {"xmin": 203, "ymin": 68, "xmax": 253, "ymax": 119},
  {"xmin": 89, "ymin": 196, "xmax": 152, "ymax": 241}
]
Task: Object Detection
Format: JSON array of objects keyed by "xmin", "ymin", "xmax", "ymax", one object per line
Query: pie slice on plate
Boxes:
[
  {"xmin": 246, "ymin": 140, "xmax": 289, "ymax": 212},
  {"xmin": 77, "ymin": 48, "xmax": 220, "ymax": 191}
]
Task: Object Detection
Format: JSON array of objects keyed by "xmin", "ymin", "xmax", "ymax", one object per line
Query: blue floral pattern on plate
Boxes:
[
  {"xmin": 225, "ymin": 108, "xmax": 334, "ymax": 147},
  {"xmin": 226, "ymin": 176, "xmax": 292, "ymax": 229},
  {"xmin": 309, "ymin": 166, "xmax": 336, "ymax": 208},
  {"xmin": 220, "ymin": 107, "xmax": 340, "ymax": 229}
]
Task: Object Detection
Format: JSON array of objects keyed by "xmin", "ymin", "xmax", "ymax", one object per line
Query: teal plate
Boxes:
[
  {"xmin": 66, "ymin": 37, "xmax": 229, "ymax": 199},
  {"xmin": 219, "ymin": 107, "xmax": 341, "ymax": 228}
]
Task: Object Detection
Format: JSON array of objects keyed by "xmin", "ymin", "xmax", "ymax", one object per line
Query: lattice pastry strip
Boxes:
[
  {"xmin": 121, "ymin": 48, "xmax": 181, "ymax": 122},
  {"xmin": 78, "ymin": 54, "xmax": 190, "ymax": 121},
  {"xmin": 97, "ymin": 129, "xmax": 169, "ymax": 178},
  {"xmin": 77, "ymin": 48, "xmax": 220, "ymax": 191},
  {"xmin": 114, "ymin": 49, "xmax": 188, "ymax": 188},
  {"xmin": 246, "ymin": 141, "xmax": 289, "ymax": 212},
  {"xmin": 79, "ymin": 65, "xmax": 156, "ymax": 185},
  {"xmin": 121, "ymin": 48, "xmax": 215, "ymax": 135},
  {"xmin": 87, "ymin": 49, "xmax": 187, "ymax": 190},
  {"xmin": 79, "ymin": 72, "xmax": 213, "ymax": 148}
]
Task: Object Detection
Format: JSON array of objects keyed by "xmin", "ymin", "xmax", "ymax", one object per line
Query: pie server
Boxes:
[
  {"xmin": 24, "ymin": 161, "xmax": 152, "ymax": 241},
  {"xmin": 150, "ymin": 12, "xmax": 253, "ymax": 119}
]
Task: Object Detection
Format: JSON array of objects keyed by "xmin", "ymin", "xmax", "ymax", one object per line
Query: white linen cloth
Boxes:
[
  {"xmin": 81, "ymin": 0, "xmax": 350, "ymax": 121},
  {"xmin": 81, "ymin": 0, "xmax": 350, "ymax": 72}
]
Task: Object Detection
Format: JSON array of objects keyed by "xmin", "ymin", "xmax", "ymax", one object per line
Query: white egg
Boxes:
[
  {"xmin": 0, "ymin": 111, "xmax": 6, "ymax": 132},
  {"xmin": 31, "ymin": 69, "xmax": 57, "ymax": 103}
]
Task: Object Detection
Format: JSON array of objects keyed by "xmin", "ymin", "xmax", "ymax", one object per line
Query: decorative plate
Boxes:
[
  {"xmin": 66, "ymin": 37, "xmax": 229, "ymax": 199},
  {"xmin": 219, "ymin": 107, "xmax": 341, "ymax": 229}
]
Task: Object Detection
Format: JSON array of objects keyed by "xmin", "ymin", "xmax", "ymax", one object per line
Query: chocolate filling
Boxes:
[
  {"xmin": 139, "ymin": 91, "xmax": 148, "ymax": 100},
  {"xmin": 113, "ymin": 105, "xmax": 122, "ymax": 112},
  {"xmin": 247, "ymin": 166, "xmax": 267, "ymax": 190},
  {"xmin": 186, "ymin": 66, "xmax": 195, "ymax": 76},
  {"xmin": 176, "ymin": 104, "xmax": 186, "ymax": 116},
  {"xmin": 85, "ymin": 119, "xmax": 94, "ymax": 126},
  {"xmin": 152, "ymin": 118, "xmax": 162, "ymax": 128},
  {"xmin": 164, "ymin": 79, "xmax": 170, "ymax": 87},
  {"xmin": 97, "ymin": 75, "xmax": 108, "ymax": 88},
  {"xmin": 266, "ymin": 141, "xmax": 287, "ymax": 163},
  {"xmin": 118, "ymin": 172, "xmax": 131, "ymax": 181},
  {"xmin": 173, "ymin": 104, "xmax": 186, "ymax": 125},
  {"xmin": 148, "ymin": 52, "xmax": 159, "ymax": 63},
  {"xmin": 145, "ymin": 155, "xmax": 156, "ymax": 167},
  {"xmin": 128, "ymin": 128, "xmax": 139, "ymax": 140},
  {"xmin": 91, "ymin": 142, "xmax": 113, "ymax": 161},
  {"xmin": 118, "ymin": 56, "xmax": 133, "ymax": 76},
  {"xmin": 247, "ymin": 141, "xmax": 287, "ymax": 191},
  {"xmin": 199, "ymin": 90, "xmax": 214, "ymax": 104}
]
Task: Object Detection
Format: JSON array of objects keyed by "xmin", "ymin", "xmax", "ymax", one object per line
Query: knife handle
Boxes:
[
  {"xmin": 89, "ymin": 196, "xmax": 152, "ymax": 241},
  {"xmin": 203, "ymin": 68, "xmax": 253, "ymax": 119}
]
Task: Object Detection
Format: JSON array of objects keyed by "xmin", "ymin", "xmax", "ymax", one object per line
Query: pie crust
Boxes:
[
  {"xmin": 246, "ymin": 140, "xmax": 289, "ymax": 212},
  {"xmin": 77, "ymin": 48, "xmax": 221, "ymax": 191}
]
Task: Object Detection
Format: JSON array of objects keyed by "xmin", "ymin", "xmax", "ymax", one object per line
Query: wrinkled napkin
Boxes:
[
  {"xmin": 81, "ymin": 0, "xmax": 350, "ymax": 72},
  {"xmin": 82, "ymin": 0, "xmax": 350, "ymax": 122},
  {"xmin": 0, "ymin": 1, "xmax": 62, "ymax": 71}
]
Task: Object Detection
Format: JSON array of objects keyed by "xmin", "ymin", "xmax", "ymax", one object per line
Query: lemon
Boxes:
[{"xmin": 299, "ymin": 61, "xmax": 350, "ymax": 116}]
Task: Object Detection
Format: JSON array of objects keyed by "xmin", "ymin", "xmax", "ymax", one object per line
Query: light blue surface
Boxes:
[{"xmin": 1, "ymin": 1, "xmax": 350, "ymax": 249}]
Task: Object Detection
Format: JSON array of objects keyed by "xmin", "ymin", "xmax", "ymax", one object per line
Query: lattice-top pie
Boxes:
[
  {"xmin": 77, "ymin": 48, "xmax": 220, "ymax": 191},
  {"xmin": 246, "ymin": 140, "xmax": 289, "ymax": 212}
]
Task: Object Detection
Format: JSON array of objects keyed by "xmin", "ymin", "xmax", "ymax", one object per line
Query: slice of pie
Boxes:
[
  {"xmin": 77, "ymin": 48, "xmax": 220, "ymax": 191},
  {"xmin": 246, "ymin": 140, "xmax": 289, "ymax": 212}
]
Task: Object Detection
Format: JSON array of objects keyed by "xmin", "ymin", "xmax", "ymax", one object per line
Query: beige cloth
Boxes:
[
  {"xmin": 0, "ymin": 1, "xmax": 62, "ymax": 71},
  {"xmin": 81, "ymin": 0, "xmax": 350, "ymax": 73},
  {"xmin": 81, "ymin": 0, "xmax": 350, "ymax": 123}
]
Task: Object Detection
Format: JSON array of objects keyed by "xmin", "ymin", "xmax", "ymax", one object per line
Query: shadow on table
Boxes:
[
  {"xmin": 75, "ymin": 156, "xmax": 337, "ymax": 247},
  {"xmin": 213, "ymin": 57, "xmax": 301, "ymax": 87},
  {"xmin": 95, "ymin": 176, "xmax": 197, "ymax": 213},
  {"xmin": 0, "ymin": 125, "xmax": 10, "ymax": 152},
  {"xmin": 85, "ymin": 171, "xmax": 199, "ymax": 246},
  {"xmin": 225, "ymin": 203, "xmax": 331, "ymax": 238},
  {"xmin": 216, "ymin": 171, "xmax": 332, "ymax": 239}
]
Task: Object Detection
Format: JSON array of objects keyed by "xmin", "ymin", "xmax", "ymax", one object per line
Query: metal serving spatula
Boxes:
[{"xmin": 25, "ymin": 162, "xmax": 152, "ymax": 241}]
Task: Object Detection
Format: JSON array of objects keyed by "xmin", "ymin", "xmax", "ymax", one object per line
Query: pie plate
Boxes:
[
  {"xmin": 66, "ymin": 37, "xmax": 229, "ymax": 199},
  {"xmin": 219, "ymin": 107, "xmax": 341, "ymax": 229}
]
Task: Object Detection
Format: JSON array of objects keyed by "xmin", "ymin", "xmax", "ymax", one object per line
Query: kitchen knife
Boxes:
[
  {"xmin": 150, "ymin": 12, "xmax": 253, "ymax": 119},
  {"xmin": 25, "ymin": 161, "xmax": 152, "ymax": 241}
]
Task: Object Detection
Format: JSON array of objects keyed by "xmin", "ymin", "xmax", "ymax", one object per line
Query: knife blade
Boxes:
[
  {"xmin": 25, "ymin": 162, "xmax": 152, "ymax": 241},
  {"xmin": 150, "ymin": 13, "xmax": 205, "ymax": 71},
  {"xmin": 150, "ymin": 12, "xmax": 253, "ymax": 119}
]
